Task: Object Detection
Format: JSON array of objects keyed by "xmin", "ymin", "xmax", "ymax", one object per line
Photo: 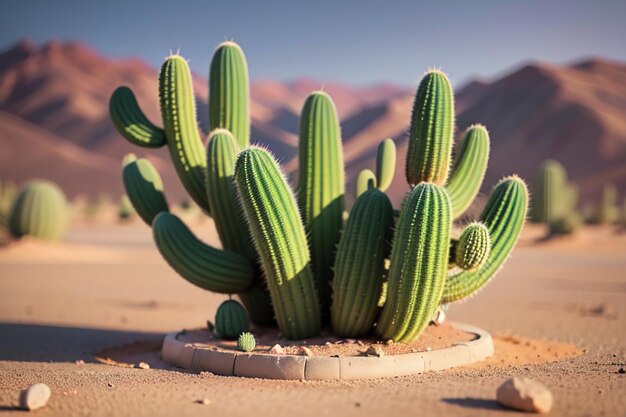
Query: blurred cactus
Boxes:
[
  {"xmin": 118, "ymin": 195, "xmax": 135, "ymax": 220},
  {"xmin": 9, "ymin": 180, "xmax": 69, "ymax": 241},
  {"xmin": 0, "ymin": 179, "xmax": 18, "ymax": 228},
  {"xmin": 110, "ymin": 44, "xmax": 527, "ymax": 343},
  {"xmin": 586, "ymin": 183, "xmax": 619, "ymax": 225}
]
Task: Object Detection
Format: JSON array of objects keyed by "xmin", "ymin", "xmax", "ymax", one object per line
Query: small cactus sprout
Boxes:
[
  {"xmin": 237, "ymin": 332, "xmax": 256, "ymax": 352},
  {"xmin": 455, "ymin": 222, "xmax": 491, "ymax": 271},
  {"xmin": 215, "ymin": 300, "xmax": 250, "ymax": 340},
  {"xmin": 405, "ymin": 70, "xmax": 454, "ymax": 187},
  {"xmin": 356, "ymin": 169, "xmax": 377, "ymax": 198},
  {"xmin": 9, "ymin": 180, "xmax": 69, "ymax": 241},
  {"xmin": 375, "ymin": 138, "xmax": 396, "ymax": 192}
]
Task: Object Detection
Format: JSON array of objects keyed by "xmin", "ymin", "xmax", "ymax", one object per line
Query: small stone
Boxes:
[
  {"xmin": 75, "ymin": 360, "xmax": 85, "ymax": 365},
  {"xmin": 195, "ymin": 398, "xmax": 211, "ymax": 405},
  {"xmin": 426, "ymin": 347, "xmax": 432, "ymax": 352},
  {"xmin": 618, "ymin": 367, "xmax": 625, "ymax": 374},
  {"xmin": 385, "ymin": 339, "xmax": 394, "ymax": 345},
  {"xmin": 344, "ymin": 339, "xmax": 357, "ymax": 344},
  {"xmin": 138, "ymin": 362, "xmax": 150, "ymax": 370},
  {"xmin": 108, "ymin": 383, "xmax": 115, "ymax": 388},
  {"xmin": 356, "ymin": 340, "xmax": 365, "ymax": 346},
  {"xmin": 269, "ymin": 344, "xmax": 284, "ymax": 354},
  {"xmin": 432, "ymin": 308, "xmax": 446, "ymax": 326},
  {"xmin": 324, "ymin": 342, "xmax": 333, "ymax": 347},
  {"xmin": 496, "ymin": 377, "xmax": 553, "ymax": 413},
  {"xmin": 300, "ymin": 347, "xmax": 314, "ymax": 357},
  {"xmin": 362, "ymin": 345, "xmax": 384, "ymax": 357},
  {"xmin": 19, "ymin": 383, "xmax": 51, "ymax": 411}
]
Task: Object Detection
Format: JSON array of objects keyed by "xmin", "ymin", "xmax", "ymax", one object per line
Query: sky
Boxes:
[{"xmin": 1, "ymin": 0, "xmax": 625, "ymax": 86}]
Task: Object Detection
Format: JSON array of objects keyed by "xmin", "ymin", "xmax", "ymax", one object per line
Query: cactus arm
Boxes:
[
  {"xmin": 209, "ymin": 41, "xmax": 250, "ymax": 149},
  {"xmin": 215, "ymin": 300, "xmax": 250, "ymax": 339},
  {"xmin": 152, "ymin": 212, "xmax": 254, "ymax": 293},
  {"xmin": 122, "ymin": 154, "xmax": 169, "ymax": 225},
  {"xmin": 455, "ymin": 222, "xmax": 491, "ymax": 271},
  {"xmin": 442, "ymin": 176, "xmax": 528, "ymax": 303},
  {"xmin": 296, "ymin": 91, "xmax": 345, "ymax": 315},
  {"xmin": 356, "ymin": 169, "xmax": 377, "ymax": 198},
  {"xmin": 235, "ymin": 148, "xmax": 321, "ymax": 339},
  {"xmin": 331, "ymin": 188, "xmax": 393, "ymax": 337},
  {"xmin": 405, "ymin": 70, "xmax": 455, "ymax": 187},
  {"xmin": 445, "ymin": 124, "xmax": 490, "ymax": 219},
  {"xmin": 376, "ymin": 183, "xmax": 452, "ymax": 343},
  {"xmin": 109, "ymin": 86, "xmax": 166, "ymax": 148},
  {"xmin": 375, "ymin": 138, "xmax": 396, "ymax": 192},
  {"xmin": 159, "ymin": 56, "xmax": 210, "ymax": 213}
]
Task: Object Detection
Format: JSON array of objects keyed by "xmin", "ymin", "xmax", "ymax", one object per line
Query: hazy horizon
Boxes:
[{"xmin": 1, "ymin": 0, "xmax": 625, "ymax": 86}]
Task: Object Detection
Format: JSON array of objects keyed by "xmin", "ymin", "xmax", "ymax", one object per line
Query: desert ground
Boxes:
[{"xmin": 0, "ymin": 217, "xmax": 624, "ymax": 417}]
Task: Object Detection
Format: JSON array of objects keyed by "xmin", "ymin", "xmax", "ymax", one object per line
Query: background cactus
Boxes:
[
  {"xmin": 0, "ymin": 179, "xmax": 17, "ymax": 228},
  {"xmin": 118, "ymin": 195, "xmax": 135, "ymax": 220},
  {"xmin": 296, "ymin": 91, "xmax": 345, "ymax": 315},
  {"xmin": 215, "ymin": 299, "xmax": 250, "ymax": 340},
  {"xmin": 586, "ymin": 183, "xmax": 619, "ymax": 225},
  {"xmin": 375, "ymin": 138, "xmax": 396, "ymax": 192},
  {"xmin": 355, "ymin": 169, "xmax": 376, "ymax": 198},
  {"xmin": 9, "ymin": 180, "xmax": 69, "ymax": 241},
  {"xmin": 237, "ymin": 332, "xmax": 256, "ymax": 352},
  {"xmin": 235, "ymin": 148, "xmax": 321, "ymax": 339}
]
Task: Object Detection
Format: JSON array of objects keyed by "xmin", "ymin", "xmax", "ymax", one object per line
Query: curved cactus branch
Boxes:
[
  {"xmin": 356, "ymin": 169, "xmax": 377, "ymax": 199},
  {"xmin": 122, "ymin": 154, "xmax": 169, "ymax": 225},
  {"xmin": 109, "ymin": 86, "xmax": 166, "ymax": 148}
]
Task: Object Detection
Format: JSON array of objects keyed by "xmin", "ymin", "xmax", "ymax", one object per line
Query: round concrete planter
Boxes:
[{"xmin": 161, "ymin": 321, "xmax": 493, "ymax": 380}]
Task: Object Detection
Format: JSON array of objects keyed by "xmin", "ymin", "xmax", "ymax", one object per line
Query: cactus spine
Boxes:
[
  {"xmin": 446, "ymin": 125, "xmax": 490, "ymax": 219},
  {"xmin": 405, "ymin": 70, "xmax": 454, "ymax": 187},
  {"xmin": 215, "ymin": 299, "xmax": 250, "ymax": 339},
  {"xmin": 376, "ymin": 183, "xmax": 452, "ymax": 343},
  {"xmin": 237, "ymin": 332, "xmax": 256, "ymax": 352},
  {"xmin": 455, "ymin": 222, "xmax": 490, "ymax": 271},
  {"xmin": 122, "ymin": 154, "xmax": 169, "ymax": 225},
  {"xmin": 331, "ymin": 188, "xmax": 393, "ymax": 337},
  {"xmin": 442, "ymin": 176, "xmax": 528, "ymax": 303},
  {"xmin": 209, "ymin": 42, "xmax": 250, "ymax": 149},
  {"xmin": 236, "ymin": 148, "xmax": 321, "ymax": 339},
  {"xmin": 297, "ymin": 91, "xmax": 345, "ymax": 315},
  {"xmin": 9, "ymin": 180, "xmax": 69, "ymax": 241}
]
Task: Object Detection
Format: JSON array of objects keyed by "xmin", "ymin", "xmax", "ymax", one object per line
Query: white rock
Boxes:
[
  {"xmin": 300, "ymin": 346, "xmax": 314, "ymax": 357},
  {"xmin": 496, "ymin": 377, "xmax": 553, "ymax": 413},
  {"xmin": 138, "ymin": 362, "xmax": 150, "ymax": 369},
  {"xmin": 19, "ymin": 383, "xmax": 51, "ymax": 411},
  {"xmin": 269, "ymin": 344, "xmax": 284, "ymax": 354}
]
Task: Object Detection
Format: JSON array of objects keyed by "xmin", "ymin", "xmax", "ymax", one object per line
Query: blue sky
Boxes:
[{"xmin": 1, "ymin": 0, "xmax": 624, "ymax": 86}]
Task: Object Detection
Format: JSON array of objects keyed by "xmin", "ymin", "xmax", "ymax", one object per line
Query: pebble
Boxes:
[
  {"xmin": 300, "ymin": 346, "xmax": 314, "ymax": 357},
  {"xmin": 496, "ymin": 377, "xmax": 553, "ymax": 413},
  {"xmin": 196, "ymin": 398, "xmax": 211, "ymax": 405},
  {"xmin": 19, "ymin": 383, "xmax": 51, "ymax": 411},
  {"xmin": 363, "ymin": 345, "xmax": 384, "ymax": 357},
  {"xmin": 138, "ymin": 362, "xmax": 150, "ymax": 369},
  {"xmin": 269, "ymin": 344, "xmax": 284, "ymax": 354},
  {"xmin": 618, "ymin": 367, "xmax": 625, "ymax": 374},
  {"xmin": 75, "ymin": 360, "xmax": 85, "ymax": 365},
  {"xmin": 107, "ymin": 383, "xmax": 115, "ymax": 388}
]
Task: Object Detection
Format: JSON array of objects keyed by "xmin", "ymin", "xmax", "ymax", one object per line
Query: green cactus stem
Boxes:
[
  {"xmin": 445, "ymin": 124, "xmax": 490, "ymax": 219},
  {"xmin": 296, "ymin": 91, "xmax": 345, "ymax": 315},
  {"xmin": 215, "ymin": 299, "xmax": 250, "ymax": 339},
  {"xmin": 152, "ymin": 212, "xmax": 254, "ymax": 293},
  {"xmin": 235, "ymin": 147, "xmax": 321, "ymax": 339},
  {"xmin": 237, "ymin": 332, "xmax": 256, "ymax": 352},
  {"xmin": 159, "ymin": 55, "xmax": 210, "ymax": 213},
  {"xmin": 109, "ymin": 86, "xmax": 166, "ymax": 148},
  {"xmin": 122, "ymin": 154, "xmax": 169, "ymax": 225},
  {"xmin": 9, "ymin": 180, "xmax": 69, "ymax": 241},
  {"xmin": 356, "ymin": 169, "xmax": 377, "ymax": 198},
  {"xmin": 205, "ymin": 129, "xmax": 255, "ymax": 258},
  {"xmin": 209, "ymin": 41, "xmax": 250, "ymax": 149},
  {"xmin": 331, "ymin": 188, "xmax": 394, "ymax": 337},
  {"xmin": 530, "ymin": 160, "xmax": 567, "ymax": 224},
  {"xmin": 405, "ymin": 70, "xmax": 455, "ymax": 187},
  {"xmin": 442, "ymin": 176, "xmax": 528, "ymax": 303},
  {"xmin": 237, "ymin": 285, "xmax": 275, "ymax": 326},
  {"xmin": 376, "ymin": 183, "xmax": 452, "ymax": 343},
  {"xmin": 455, "ymin": 222, "xmax": 491, "ymax": 271},
  {"xmin": 375, "ymin": 138, "xmax": 396, "ymax": 192}
]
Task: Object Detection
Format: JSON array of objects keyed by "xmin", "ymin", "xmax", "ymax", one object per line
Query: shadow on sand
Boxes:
[{"xmin": 441, "ymin": 397, "xmax": 512, "ymax": 412}]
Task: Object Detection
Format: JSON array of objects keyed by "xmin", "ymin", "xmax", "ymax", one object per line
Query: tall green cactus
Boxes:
[
  {"xmin": 296, "ymin": 91, "xmax": 345, "ymax": 315},
  {"xmin": 331, "ymin": 188, "xmax": 394, "ymax": 337},
  {"xmin": 442, "ymin": 176, "xmax": 528, "ymax": 303},
  {"xmin": 209, "ymin": 41, "xmax": 250, "ymax": 149},
  {"xmin": 531, "ymin": 160, "xmax": 567, "ymax": 223},
  {"xmin": 236, "ymin": 148, "xmax": 321, "ymax": 339},
  {"xmin": 405, "ymin": 70, "xmax": 455, "ymax": 187},
  {"xmin": 9, "ymin": 180, "xmax": 69, "ymax": 241},
  {"xmin": 376, "ymin": 183, "xmax": 452, "ymax": 343},
  {"xmin": 446, "ymin": 125, "xmax": 490, "ymax": 219},
  {"xmin": 122, "ymin": 154, "xmax": 169, "ymax": 225}
]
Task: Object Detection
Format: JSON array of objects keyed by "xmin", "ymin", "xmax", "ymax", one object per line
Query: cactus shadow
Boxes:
[{"xmin": 441, "ymin": 397, "xmax": 510, "ymax": 412}]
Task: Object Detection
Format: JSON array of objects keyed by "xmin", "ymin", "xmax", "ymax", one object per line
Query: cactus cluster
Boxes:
[
  {"xmin": 110, "ymin": 43, "xmax": 527, "ymax": 343},
  {"xmin": 585, "ymin": 183, "xmax": 620, "ymax": 225}
]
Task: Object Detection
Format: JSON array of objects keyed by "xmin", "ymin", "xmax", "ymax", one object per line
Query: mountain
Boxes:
[{"xmin": 0, "ymin": 40, "xmax": 624, "ymax": 208}]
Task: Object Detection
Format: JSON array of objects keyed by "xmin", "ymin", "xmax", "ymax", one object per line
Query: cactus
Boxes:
[
  {"xmin": 235, "ymin": 148, "xmax": 321, "ymax": 339},
  {"xmin": 375, "ymin": 138, "xmax": 396, "ymax": 192},
  {"xmin": 0, "ymin": 178, "xmax": 17, "ymax": 227},
  {"xmin": 586, "ymin": 183, "xmax": 619, "ymax": 225},
  {"xmin": 296, "ymin": 91, "xmax": 345, "ymax": 314},
  {"xmin": 442, "ymin": 176, "xmax": 528, "ymax": 303},
  {"xmin": 209, "ymin": 42, "xmax": 250, "ymax": 149},
  {"xmin": 455, "ymin": 222, "xmax": 490, "ymax": 271},
  {"xmin": 152, "ymin": 212, "xmax": 254, "ymax": 293},
  {"xmin": 405, "ymin": 70, "xmax": 454, "ymax": 187},
  {"xmin": 549, "ymin": 212, "xmax": 582, "ymax": 235},
  {"xmin": 355, "ymin": 169, "xmax": 376, "ymax": 198},
  {"xmin": 118, "ymin": 195, "xmax": 135, "ymax": 220},
  {"xmin": 376, "ymin": 183, "xmax": 452, "ymax": 343},
  {"xmin": 331, "ymin": 188, "xmax": 394, "ymax": 337},
  {"xmin": 237, "ymin": 332, "xmax": 256, "ymax": 352},
  {"xmin": 122, "ymin": 155, "xmax": 169, "ymax": 225},
  {"xmin": 215, "ymin": 299, "xmax": 250, "ymax": 339},
  {"xmin": 445, "ymin": 125, "xmax": 490, "ymax": 219},
  {"xmin": 9, "ymin": 180, "xmax": 69, "ymax": 241},
  {"xmin": 531, "ymin": 160, "xmax": 568, "ymax": 224},
  {"xmin": 110, "ymin": 87, "xmax": 166, "ymax": 148}
]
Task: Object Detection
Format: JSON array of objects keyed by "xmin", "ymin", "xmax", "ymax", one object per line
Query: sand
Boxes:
[{"xmin": 0, "ymin": 221, "xmax": 625, "ymax": 416}]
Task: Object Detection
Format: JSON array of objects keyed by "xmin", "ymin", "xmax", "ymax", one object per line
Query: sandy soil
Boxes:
[{"xmin": 0, "ymin": 221, "xmax": 624, "ymax": 416}]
